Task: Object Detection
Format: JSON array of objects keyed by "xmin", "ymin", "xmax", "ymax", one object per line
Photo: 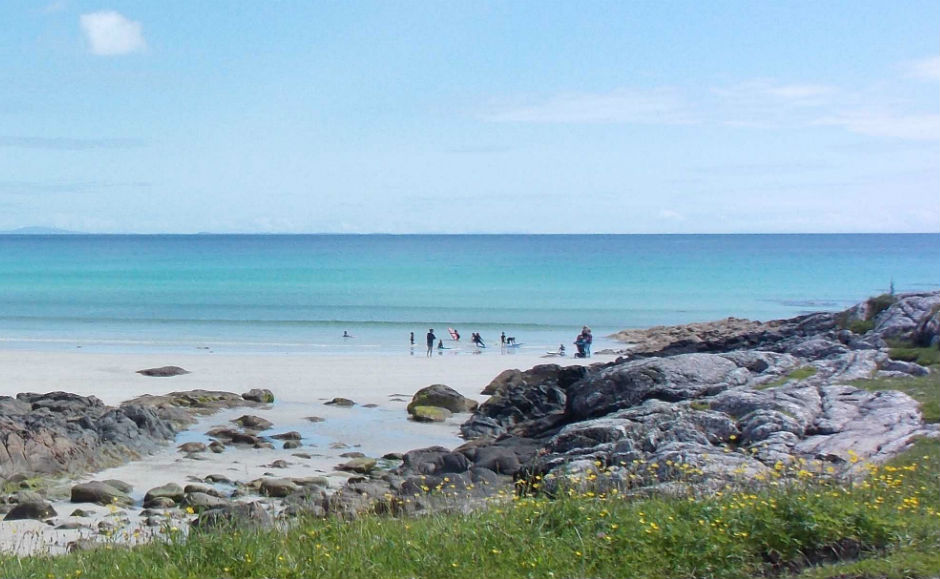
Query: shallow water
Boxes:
[{"xmin": 1, "ymin": 233, "xmax": 936, "ymax": 354}]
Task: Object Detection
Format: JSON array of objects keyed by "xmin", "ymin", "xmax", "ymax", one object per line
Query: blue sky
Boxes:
[{"xmin": 2, "ymin": 1, "xmax": 938, "ymax": 233}]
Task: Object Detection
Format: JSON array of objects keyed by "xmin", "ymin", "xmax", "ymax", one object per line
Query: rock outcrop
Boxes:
[
  {"xmin": 0, "ymin": 390, "xmax": 264, "ymax": 480},
  {"xmin": 0, "ymin": 392, "xmax": 176, "ymax": 478},
  {"xmin": 311, "ymin": 292, "xmax": 938, "ymax": 520}
]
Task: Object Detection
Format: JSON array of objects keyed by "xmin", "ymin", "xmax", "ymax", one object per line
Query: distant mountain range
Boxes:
[{"xmin": 0, "ymin": 227, "xmax": 80, "ymax": 234}]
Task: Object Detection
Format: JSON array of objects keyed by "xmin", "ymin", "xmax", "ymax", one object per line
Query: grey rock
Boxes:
[
  {"xmin": 567, "ymin": 353, "xmax": 749, "ymax": 421},
  {"xmin": 232, "ymin": 415, "xmax": 273, "ymax": 431},
  {"xmin": 408, "ymin": 384, "xmax": 478, "ymax": 414},
  {"xmin": 136, "ymin": 366, "xmax": 190, "ymax": 377},
  {"xmin": 784, "ymin": 338, "xmax": 848, "ymax": 360},
  {"xmin": 337, "ymin": 457, "xmax": 377, "ymax": 474},
  {"xmin": 873, "ymin": 292, "xmax": 940, "ymax": 343},
  {"xmin": 182, "ymin": 491, "xmax": 231, "ymax": 512},
  {"xmin": 178, "ymin": 442, "xmax": 207, "ymax": 453},
  {"xmin": 192, "ymin": 502, "xmax": 273, "ymax": 530},
  {"xmin": 142, "ymin": 496, "xmax": 176, "ymax": 509},
  {"xmin": 144, "ymin": 482, "xmax": 184, "ymax": 505},
  {"xmin": 184, "ymin": 484, "xmax": 222, "ymax": 497},
  {"xmin": 4, "ymin": 500, "xmax": 57, "ymax": 521},
  {"xmin": 881, "ymin": 359, "xmax": 929, "ymax": 376},
  {"xmin": 70, "ymin": 481, "xmax": 133, "ymax": 506},
  {"xmin": 102, "ymin": 479, "xmax": 134, "ymax": 494},
  {"xmin": 242, "ymin": 388, "xmax": 275, "ymax": 403},
  {"xmin": 325, "ymin": 398, "xmax": 356, "ymax": 407},
  {"xmin": 272, "ymin": 431, "xmax": 302, "ymax": 440},
  {"xmin": 259, "ymin": 478, "xmax": 299, "ymax": 498}
]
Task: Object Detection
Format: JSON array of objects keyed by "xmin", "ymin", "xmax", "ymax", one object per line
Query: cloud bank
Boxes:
[{"xmin": 79, "ymin": 11, "xmax": 146, "ymax": 56}]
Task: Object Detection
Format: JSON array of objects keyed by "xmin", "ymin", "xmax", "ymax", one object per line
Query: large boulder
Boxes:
[
  {"xmin": 4, "ymin": 500, "xmax": 57, "ymax": 521},
  {"xmin": 144, "ymin": 482, "xmax": 185, "ymax": 506},
  {"xmin": 566, "ymin": 353, "xmax": 750, "ymax": 421},
  {"xmin": 460, "ymin": 365, "xmax": 586, "ymax": 439},
  {"xmin": 407, "ymin": 384, "xmax": 478, "ymax": 415},
  {"xmin": 0, "ymin": 392, "xmax": 177, "ymax": 479},
  {"xmin": 70, "ymin": 481, "xmax": 134, "ymax": 506},
  {"xmin": 868, "ymin": 292, "xmax": 940, "ymax": 345}
]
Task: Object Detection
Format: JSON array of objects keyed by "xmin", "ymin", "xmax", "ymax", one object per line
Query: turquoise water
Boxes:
[{"xmin": 0, "ymin": 234, "xmax": 936, "ymax": 355}]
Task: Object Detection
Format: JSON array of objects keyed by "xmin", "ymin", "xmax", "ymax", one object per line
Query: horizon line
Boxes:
[{"xmin": 2, "ymin": 228, "xmax": 937, "ymax": 237}]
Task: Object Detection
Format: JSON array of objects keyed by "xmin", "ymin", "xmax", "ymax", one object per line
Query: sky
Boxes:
[{"xmin": 1, "ymin": 1, "xmax": 938, "ymax": 234}]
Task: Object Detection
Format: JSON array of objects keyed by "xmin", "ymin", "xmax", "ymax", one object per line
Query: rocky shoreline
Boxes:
[{"xmin": 1, "ymin": 292, "xmax": 937, "ymax": 553}]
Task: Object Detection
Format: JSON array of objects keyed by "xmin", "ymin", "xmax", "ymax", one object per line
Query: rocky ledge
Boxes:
[
  {"xmin": 0, "ymin": 390, "xmax": 269, "ymax": 480},
  {"xmin": 306, "ymin": 292, "xmax": 938, "ymax": 519}
]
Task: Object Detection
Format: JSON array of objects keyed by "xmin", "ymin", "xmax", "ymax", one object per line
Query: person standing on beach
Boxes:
[
  {"xmin": 581, "ymin": 326, "xmax": 593, "ymax": 358},
  {"xmin": 426, "ymin": 329, "xmax": 436, "ymax": 357}
]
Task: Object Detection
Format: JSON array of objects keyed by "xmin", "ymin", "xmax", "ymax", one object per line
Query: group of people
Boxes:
[
  {"xmin": 414, "ymin": 325, "xmax": 592, "ymax": 357},
  {"xmin": 420, "ymin": 328, "xmax": 486, "ymax": 356},
  {"xmin": 573, "ymin": 326, "xmax": 592, "ymax": 358}
]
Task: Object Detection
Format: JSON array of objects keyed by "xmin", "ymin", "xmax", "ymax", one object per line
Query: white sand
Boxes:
[{"xmin": 0, "ymin": 348, "xmax": 596, "ymax": 556}]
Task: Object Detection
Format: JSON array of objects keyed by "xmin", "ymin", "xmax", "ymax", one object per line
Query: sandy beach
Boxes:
[{"xmin": 0, "ymin": 348, "xmax": 595, "ymax": 556}]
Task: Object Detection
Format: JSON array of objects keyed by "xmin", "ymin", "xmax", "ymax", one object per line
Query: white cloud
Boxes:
[
  {"xmin": 481, "ymin": 88, "xmax": 691, "ymax": 124},
  {"xmin": 79, "ymin": 11, "xmax": 146, "ymax": 56},
  {"xmin": 904, "ymin": 56, "xmax": 940, "ymax": 82},
  {"xmin": 713, "ymin": 80, "xmax": 837, "ymax": 111},
  {"xmin": 814, "ymin": 112, "xmax": 940, "ymax": 141}
]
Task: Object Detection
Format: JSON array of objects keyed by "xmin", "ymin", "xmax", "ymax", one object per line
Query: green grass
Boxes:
[
  {"xmin": 3, "ymin": 439, "xmax": 938, "ymax": 579},
  {"xmin": 866, "ymin": 293, "xmax": 897, "ymax": 319},
  {"xmin": 887, "ymin": 345, "xmax": 940, "ymax": 367}
]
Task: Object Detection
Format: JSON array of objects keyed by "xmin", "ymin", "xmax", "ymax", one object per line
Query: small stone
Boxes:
[
  {"xmin": 178, "ymin": 442, "xmax": 207, "ymax": 453},
  {"xmin": 337, "ymin": 457, "xmax": 377, "ymax": 474},
  {"xmin": 242, "ymin": 388, "xmax": 275, "ymax": 403},
  {"xmin": 136, "ymin": 366, "xmax": 190, "ymax": 377},
  {"xmin": 259, "ymin": 478, "xmax": 299, "ymax": 498},
  {"xmin": 232, "ymin": 415, "xmax": 273, "ymax": 431},
  {"xmin": 324, "ymin": 398, "xmax": 355, "ymax": 407},
  {"xmin": 272, "ymin": 431, "xmax": 302, "ymax": 440}
]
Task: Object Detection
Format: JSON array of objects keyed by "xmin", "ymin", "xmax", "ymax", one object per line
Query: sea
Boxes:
[{"xmin": 0, "ymin": 234, "xmax": 937, "ymax": 356}]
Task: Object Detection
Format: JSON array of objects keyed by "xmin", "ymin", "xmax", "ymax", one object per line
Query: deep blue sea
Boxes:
[{"xmin": 0, "ymin": 234, "xmax": 937, "ymax": 355}]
